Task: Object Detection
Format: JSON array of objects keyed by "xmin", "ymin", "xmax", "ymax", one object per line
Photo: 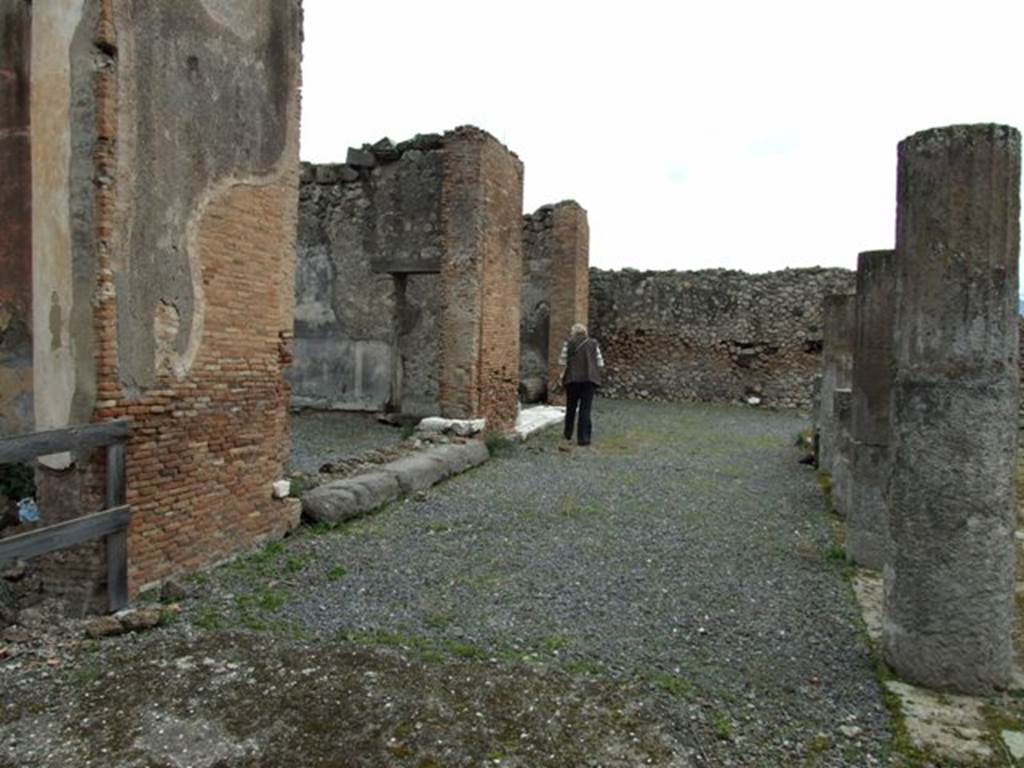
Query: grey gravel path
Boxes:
[
  {"xmin": 0, "ymin": 399, "xmax": 893, "ymax": 767},
  {"xmin": 288, "ymin": 409, "xmax": 404, "ymax": 473}
]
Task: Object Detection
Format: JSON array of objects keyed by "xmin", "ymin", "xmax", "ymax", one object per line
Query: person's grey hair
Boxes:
[{"xmin": 571, "ymin": 323, "xmax": 587, "ymax": 338}]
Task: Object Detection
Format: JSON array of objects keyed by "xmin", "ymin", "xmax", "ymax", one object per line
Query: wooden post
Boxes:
[{"xmin": 105, "ymin": 441, "xmax": 127, "ymax": 611}]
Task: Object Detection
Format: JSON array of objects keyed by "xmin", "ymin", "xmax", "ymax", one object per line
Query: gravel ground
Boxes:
[
  {"xmin": 0, "ymin": 399, "xmax": 894, "ymax": 767},
  {"xmin": 288, "ymin": 410, "xmax": 405, "ymax": 473}
]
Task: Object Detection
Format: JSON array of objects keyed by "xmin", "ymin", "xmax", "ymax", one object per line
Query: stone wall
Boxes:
[
  {"xmin": 588, "ymin": 267, "xmax": 856, "ymax": 409},
  {"xmin": 0, "ymin": 0, "xmax": 33, "ymax": 437},
  {"xmin": 23, "ymin": 0, "xmax": 303, "ymax": 600},
  {"xmin": 292, "ymin": 134, "xmax": 445, "ymax": 413},
  {"xmin": 520, "ymin": 201, "xmax": 590, "ymax": 401},
  {"xmin": 294, "ymin": 126, "xmax": 524, "ymax": 429}
]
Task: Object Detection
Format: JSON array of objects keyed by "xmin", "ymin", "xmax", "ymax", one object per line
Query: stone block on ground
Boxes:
[
  {"xmin": 431, "ymin": 441, "xmax": 490, "ymax": 475},
  {"xmin": 416, "ymin": 417, "xmax": 486, "ymax": 437},
  {"xmin": 514, "ymin": 405, "xmax": 565, "ymax": 441},
  {"xmin": 117, "ymin": 607, "xmax": 162, "ymax": 633},
  {"xmin": 380, "ymin": 453, "xmax": 450, "ymax": 494},
  {"xmin": 85, "ymin": 616, "xmax": 125, "ymax": 639},
  {"xmin": 302, "ymin": 472, "xmax": 401, "ymax": 524}
]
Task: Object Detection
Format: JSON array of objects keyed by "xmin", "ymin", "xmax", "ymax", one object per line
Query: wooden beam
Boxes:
[
  {"xmin": 0, "ymin": 419, "xmax": 131, "ymax": 464},
  {"xmin": 0, "ymin": 505, "xmax": 132, "ymax": 565},
  {"xmin": 106, "ymin": 529, "xmax": 128, "ymax": 612}
]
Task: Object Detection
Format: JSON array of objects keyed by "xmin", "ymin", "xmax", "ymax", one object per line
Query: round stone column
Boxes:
[
  {"xmin": 818, "ymin": 293, "xmax": 855, "ymax": 476},
  {"xmin": 848, "ymin": 249, "xmax": 896, "ymax": 569},
  {"xmin": 883, "ymin": 124, "xmax": 1020, "ymax": 693}
]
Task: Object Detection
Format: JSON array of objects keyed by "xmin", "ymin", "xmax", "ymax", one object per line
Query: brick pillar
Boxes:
[
  {"xmin": 0, "ymin": 0, "xmax": 33, "ymax": 436},
  {"xmin": 439, "ymin": 127, "xmax": 524, "ymax": 430},
  {"xmin": 817, "ymin": 294, "xmax": 855, "ymax": 475},
  {"xmin": 848, "ymin": 249, "xmax": 896, "ymax": 569},
  {"xmin": 883, "ymin": 124, "xmax": 1020, "ymax": 693},
  {"xmin": 545, "ymin": 202, "xmax": 589, "ymax": 406}
]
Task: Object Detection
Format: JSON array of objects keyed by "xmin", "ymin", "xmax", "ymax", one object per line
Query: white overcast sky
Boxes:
[{"xmin": 301, "ymin": 0, "xmax": 1024, "ymax": 283}]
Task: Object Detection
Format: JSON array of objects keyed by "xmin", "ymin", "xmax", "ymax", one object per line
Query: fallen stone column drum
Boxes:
[
  {"xmin": 883, "ymin": 124, "xmax": 1020, "ymax": 693},
  {"xmin": 817, "ymin": 294, "xmax": 856, "ymax": 474},
  {"xmin": 847, "ymin": 250, "xmax": 896, "ymax": 570}
]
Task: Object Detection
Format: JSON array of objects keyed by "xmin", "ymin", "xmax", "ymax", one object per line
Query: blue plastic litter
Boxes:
[{"xmin": 16, "ymin": 498, "xmax": 39, "ymax": 523}]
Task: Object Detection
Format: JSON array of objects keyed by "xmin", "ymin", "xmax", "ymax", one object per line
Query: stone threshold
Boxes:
[{"xmin": 851, "ymin": 570, "xmax": 1024, "ymax": 763}]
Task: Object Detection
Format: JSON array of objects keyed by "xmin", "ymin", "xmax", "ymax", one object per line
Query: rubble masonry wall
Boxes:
[
  {"xmin": 588, "ymin": 267, "xmax": 856, "ymax": 409},
  {"xmin": 292, "ymin": 136, "xmax": 445, "ymax": 414}
]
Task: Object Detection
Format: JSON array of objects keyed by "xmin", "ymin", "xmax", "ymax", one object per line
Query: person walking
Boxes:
[{"xmin": 558, "ymin": 323, "xmax": 605, "ymax": 446}]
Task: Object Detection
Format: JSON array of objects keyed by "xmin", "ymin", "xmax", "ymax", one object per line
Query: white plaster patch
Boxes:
[
  {"xmin": 31, "ymin": 0, "xmax": 85, "ymax": 436},
  {"xmin": 154, "ymin": 300, "xmax": 182, "ymax": 377},
  {"xmin": 1002, "ymin": 730, "xmax": 1024, "ymax": 760},
  {"xmin": 514, "ymin": 405, "xmax": 566, "ymax": 441},
  {"xmin": 417, "ymin": 416, "xmax": 486, "ymax": 436}
]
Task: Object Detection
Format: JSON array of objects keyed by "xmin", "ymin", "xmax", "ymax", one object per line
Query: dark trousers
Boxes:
[{"xmin": 564, "ymin": 382, "xmax": 596, "ymax": 445}]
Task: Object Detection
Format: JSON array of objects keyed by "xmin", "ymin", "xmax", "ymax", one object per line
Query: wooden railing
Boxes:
[{"xmin": 0, "ymin": 419, "xmax": 132, "ymax": 611}]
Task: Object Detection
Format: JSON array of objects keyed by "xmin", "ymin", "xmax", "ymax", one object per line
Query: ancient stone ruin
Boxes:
[
  {"xmin": 520, "ymin": 201, "xmax": 591, "ymax": 404},
  {"xmin": 1, "ymin": 4, "xmax": 1020, "ymax": 717},
  {"xmin": 818, "ymin": 124, "xmax": 1020, "ymax": 695},
  {"xmin": 885, "ymin": 125, "xmax": 1020, "ymax": 693},
  {"xmin": 589, "ymin": 268, "xmax": 855, "ymax": 409},
  {"xmin": 292, "ymin": 127, "xmax": 525, "ymax": 430},
  {"xmin": 0, "ymin": 0, "xmax": 303, "ymax": 604},
  {"xmin": 847, "ymin": 249, "xmax": 896, "ymax": 570}
]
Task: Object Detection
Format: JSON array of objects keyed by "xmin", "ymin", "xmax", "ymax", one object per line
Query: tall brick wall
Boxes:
[
  {"xmin": 588, "ymin": 267, "xmax": 856, "ymax": 409},
  {"xmin": 439, "ymin": 127, "xmax": 524, "ymax": 430},
  {"xmin": 474, "ymin": 136, "xmax": 525, "ymax": 430},
  {"xmin": 23, "ymin": 0, "xmax": 303, "ymax": 600},
  {"xmin": 0, "ymin": 0, "xmax": 33, "ymax": 436},
  {"xmin": 520, "ymin": 201, "xmax": 590, "ymax": 403}
]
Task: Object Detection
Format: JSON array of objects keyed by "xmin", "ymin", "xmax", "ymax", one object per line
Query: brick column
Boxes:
[
  {"xmin": 545, "ymin": 202, "xmax": 589, "ymax": 406},
  {"xmin": 439, "ymin": 127, "xmax": 524, "ymax": 430},
  {"xmin": 817, "ymin": 294, "xmax": 855, "ymax": 476},
  {"xmin": 847, "ymin": 249, "xmax": 896, "ymax": 569},
  {"xmin": 883, "ymin": 124, "xmax": 1020, "ymax": 693}
]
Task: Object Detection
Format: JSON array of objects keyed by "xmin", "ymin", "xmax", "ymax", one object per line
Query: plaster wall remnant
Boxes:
[
  {"xmin": 520, "ymin": 201, "xmax": 590, "ymax": 404},
  {"xmin": 883, "ymin": 124, "xmax": 1020, "ymax": 694},
  {"xmin": 30, "ymin": 0, "xmax": 97, "ymax": 450},
  {"xmin": 22, "ymin": 0, "xmax": 302, "ymax": 601},
  {"xmin": 294, "ymin": 126, "xmax": 524, "ymax": 430},
  {"xmin": 0, "ymin": 0, "xmax": 33, "ymax": 436},
  {"xmin": 817, "ymin": 293, "xmax": 856, "ymax": 474},
  {"xmin": 588, "ymin": 268, "xmax": 855, "ymax": 410},
  {"xmin": 291, "ymin": 133, "xmax": 445, "ymax": 413},
  {"xmin": 847, "ymin": 249, "xmax": 897, "ymax": 569}
]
